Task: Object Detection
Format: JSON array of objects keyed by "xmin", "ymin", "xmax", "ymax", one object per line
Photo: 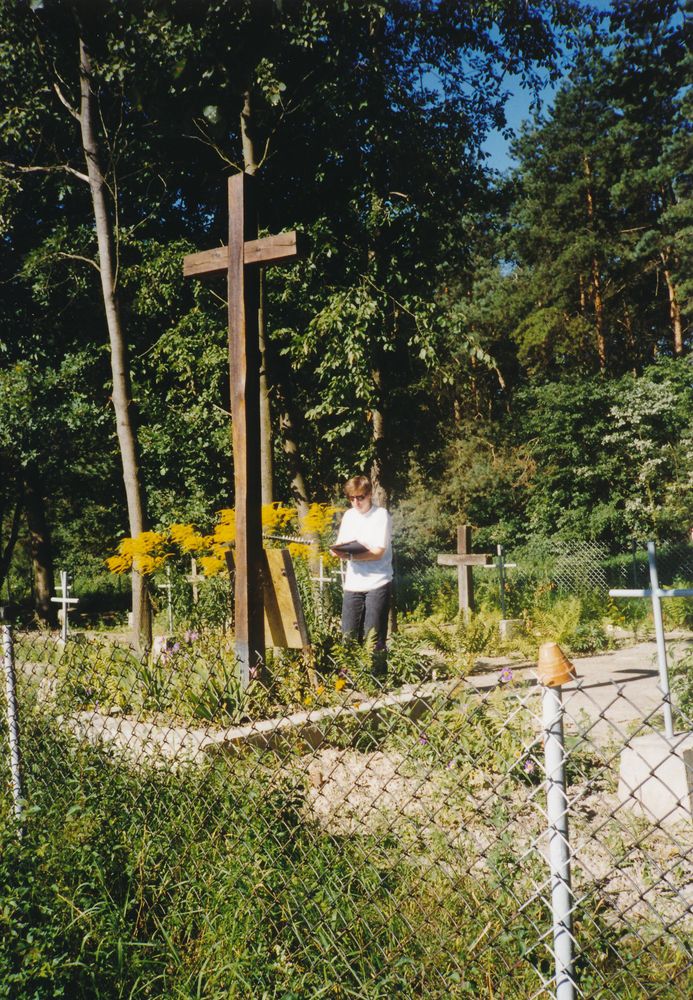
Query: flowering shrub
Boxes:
[{"xmin": 105, "ymin": 502, "xmax": 341, "ymax": 580}]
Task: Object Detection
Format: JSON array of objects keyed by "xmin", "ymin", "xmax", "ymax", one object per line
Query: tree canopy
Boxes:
[{"xmin": 0, "ymin": 0, "xmax": 690, "ymax": 613}]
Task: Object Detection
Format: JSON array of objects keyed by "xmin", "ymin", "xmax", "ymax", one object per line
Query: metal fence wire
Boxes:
[
  {"xmin": 394, "ymin": 539, "xmax": 693, "ymax": 617},
  {"xmin": 1, "ymin": 620, "xmax": 692, "ymax": 999}
]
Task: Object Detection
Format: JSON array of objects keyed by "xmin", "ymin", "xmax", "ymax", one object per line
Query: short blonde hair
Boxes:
[{"xmin": 344, "ymin": 475, "xmax": 372, "ymax": 498}]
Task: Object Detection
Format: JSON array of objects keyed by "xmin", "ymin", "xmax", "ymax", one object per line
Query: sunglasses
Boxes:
[{"xmin": 349, "ymin": 494, "xmax": 367, "ymax": 502}]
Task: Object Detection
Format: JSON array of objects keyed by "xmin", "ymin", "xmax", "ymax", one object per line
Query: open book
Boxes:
[{"xmin": 331, "ymin": 540, "xmax": 369, "ymax": 556}]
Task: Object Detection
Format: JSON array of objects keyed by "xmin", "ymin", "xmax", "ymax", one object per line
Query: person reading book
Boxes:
[{"xmin": 329, "ymin": 475, "xmax": 393, "ymax": 662}]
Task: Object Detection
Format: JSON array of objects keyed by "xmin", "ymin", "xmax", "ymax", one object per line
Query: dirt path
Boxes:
[{"xmin": 470, "ymin": 633, "xmax": 693, "ymax": 741}]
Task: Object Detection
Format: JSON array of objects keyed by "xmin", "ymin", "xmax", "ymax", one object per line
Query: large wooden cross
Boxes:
[
  {"xmin": 183, "ymin": 173, "xmax": 303, "ymax": 684},
  {"xmin": 437, "ymin": 525, "xmax": 492, "ymax": 617}
]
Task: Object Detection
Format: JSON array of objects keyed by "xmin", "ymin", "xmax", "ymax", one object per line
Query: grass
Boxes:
[
  {"xmin": 4, "ymin": 587, "xmax": 693, "ymax": 999},
  {"xmin": 0, "ymin": 721, "xmax": 547, "ymax": 999},
  {"xmin": 1, "ymin": 704, "xmax": 691, "ymax": 999}
]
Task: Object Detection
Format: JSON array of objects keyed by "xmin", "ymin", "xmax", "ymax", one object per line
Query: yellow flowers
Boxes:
[
  {"xmin": 105, "ymin": 501, "xmax": 342, "ymax": 579},
  {"xmin": 213, "ymin": 509, "xmax": 236, "ymax": 545},
  {"xmin": 335, "ymin": 677, "xmax": 346, "ymax": 691},
  {"xmin": 262, "ymin": 503, "xmax": 295, "ymax": 534},
  {"xmin": 169, "ymin": 523, "xmax": 212, "ymax": 552},
  {"xmin": 105, "ymin": 531, "xmax": 169, "ymax": 575},
  {"xmin": 301, "ymin": 503, "xmax": 341, "ymax": 538},
  {"xmin": 288, "ymin": 542, "xmax": 309, "ymax": 561},
  {"xmin": 198, "ymin": 552, "xmax": 227, "ymax": 576}
]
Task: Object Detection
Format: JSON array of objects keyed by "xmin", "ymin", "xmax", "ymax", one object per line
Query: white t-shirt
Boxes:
[{"xmin": 335, "ymin": 504, "xmax": 393, "ymax": 592}]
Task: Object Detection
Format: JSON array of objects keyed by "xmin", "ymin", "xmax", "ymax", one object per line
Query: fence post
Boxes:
[
  {"xmin": 497, "ymin": 544, "xmax": 507, "ymax": 619},
  {"xmin": 647, "ymin": 542, "xmax": 675, "ymax": 739},
  {"xmin": 538, "ymin": 642, "xmax": 577, "ymax": 1000},
  {"xmin": 630, "ymin": 539, "xmax": 638, "ymax": 587},
  {"xmin": 1, "ymin": 621, "xmax": 24, "ymax": 832}
]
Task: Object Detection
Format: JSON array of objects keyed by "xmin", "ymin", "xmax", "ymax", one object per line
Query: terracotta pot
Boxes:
[{"xmin": 536, "ymin": 641, "xmax": 576, "ymax": 687}]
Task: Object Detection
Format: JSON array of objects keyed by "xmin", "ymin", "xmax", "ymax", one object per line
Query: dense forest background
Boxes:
[{"xmin": 1, "ymin": 0, "xmax": 691, "ymax": 622}]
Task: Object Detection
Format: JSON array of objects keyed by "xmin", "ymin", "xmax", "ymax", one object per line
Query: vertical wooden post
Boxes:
[
  {"xmin": 183, "ymin": 180, "xmax": 303, "ymax": 686},
  {"xmin": 457, "ymin": 525, "xmax": 474, "ymax": 616},
  {"xmin": 228, "ymin": 173, "xmax": 265, "ymax": 683}
]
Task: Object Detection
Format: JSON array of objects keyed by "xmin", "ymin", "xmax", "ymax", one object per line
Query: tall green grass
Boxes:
[{"xmin": 0, "ymin": 718, "xmax": 691, "ymax": 998}]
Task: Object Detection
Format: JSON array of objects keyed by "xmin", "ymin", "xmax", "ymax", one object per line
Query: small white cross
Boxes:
[
  {"xmin": 185, "ymin": 557, "xmax": 202, "ymax": 604},
  {"xmin": 610, "ymin": 541, "xmax": 693, "ymax": 739},
  {"xmin": 156, "ymin": 564, "xmax": 174, "ymax": 633},
  {"xmin": 50, "ymin": 570, "xmax": 79, "ymax": 642}
]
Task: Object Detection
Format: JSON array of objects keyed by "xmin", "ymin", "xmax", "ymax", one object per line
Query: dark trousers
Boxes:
[{"xmin": 341, "ymin": 583, "xmax": 391, "ymax": 651}]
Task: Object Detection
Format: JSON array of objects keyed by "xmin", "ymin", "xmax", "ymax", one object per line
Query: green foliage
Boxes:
[
  {"xmin": 417, "ymin": 610, "xmax": 501, "ymax": 671},
  {"xmin": 1, "ymin": 0, "xmax": 691, "ymax": 630},
  {"xmin": 3, "ymin": 712, "xmax": 688, "ymax": 999},
  {"xmin": 671, "ymin": 643, "xmax": 693, "ymax": 723},
  {"xmin": 517, "ymin": 589, "xmax": 609, "ymax": 656},
  {"xmin": 663, "ymin": 584, "xmax": 693, "ymax": 632},
  {"xmin": 0, "ymin": 726, "xmax": 544, "ymax": 999}
]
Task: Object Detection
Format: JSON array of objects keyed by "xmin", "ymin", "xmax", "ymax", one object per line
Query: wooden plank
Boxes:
[
  {"xmin": 244, "ymin": 231, "xmax": 301, "ymax": 266},
  {"xmin": 262, "ymin": 549, "xmax": 310, "ymax": 649},
  {"xmin": 437, "ymin": 554, "xmax": 493, "ymax": 567},
  {"xmin": 183, "ymin": 245, "xmax": 227, "ymax": 277},
  {"xmin": 227, "ymin": 172, "xmax": 265, "ymax": 683},
  {"xmin": 183, "ymin": 231, "xmax": 302, "ymax": 277}
]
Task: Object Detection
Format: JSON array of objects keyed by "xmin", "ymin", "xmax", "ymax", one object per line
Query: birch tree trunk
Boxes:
[
  {"xmin": 23, "ymin": 472, "xmax": 56, "ymax": 628},
  {"xmin": 79, "ymin": 38, "xmax": 151, "ymax": 651},
  {"xmin": 0, "ymin": 498, "xmax": 23, "ymax": 597},
  {"xmin": 279, "ymin": 408, "xmax": 310, "ymax": 523},
  {"xmin": 369, "ymin": 366, "xmax": 390, "ymax": 509},
  {"xmin": 366, "ymin": 12, "xmax": 394, "ymax": 511}
]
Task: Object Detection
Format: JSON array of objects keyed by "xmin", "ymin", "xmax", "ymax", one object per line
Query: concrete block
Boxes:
[
  {"xmin": 499, "ymin": 618, "xmax": 522, "ymax": 641},
  {"xmin": 618, "ymin": 731, "xmax": 693, "ymax": 825}
]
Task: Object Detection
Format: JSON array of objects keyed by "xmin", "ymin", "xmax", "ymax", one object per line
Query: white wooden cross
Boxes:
[
  {"xmin": 610, "ymin": 541, "xmax": 693, "ymax": 739},
  {"xmin": 310, "ymin": 555, "xmax": 328, "ymax": 596},
  {"xmin": 310, "ymin": 555, "xmax": 342, "ymax": 602},
  {"xmin": 185, "ymin": 557, "xmax": 202, "ymax": 605},
  {"xmin": 156, "ymin": 564, "xmax": 174, "ymax": 634},
  {"xmin": 479, "ymin": 543, "xmax": 517, "ymax": 618},
  {"xmin": 51, "ymin": 570, "xmax": 79, "ymax": 643}
]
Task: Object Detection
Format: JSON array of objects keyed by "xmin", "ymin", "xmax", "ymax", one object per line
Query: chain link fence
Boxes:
[
  {"xmin": 394, "ymin": 539, "xmax": 693, "ymax": 620},
  {"xmin": 2, "ymin": 610, "xmax": 692, "ymax": 998}
]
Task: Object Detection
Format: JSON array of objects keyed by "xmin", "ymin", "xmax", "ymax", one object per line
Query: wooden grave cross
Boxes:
[
  {"xmin": 437, "ymin": 525, "xmax": 492, "ymax": 617},
  {"xmin": 183, "ymin": 173, "xmax": 304, "ymax": 685}
]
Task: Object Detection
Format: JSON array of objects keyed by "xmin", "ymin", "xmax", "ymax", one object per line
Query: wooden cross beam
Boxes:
[
  {"xmin": 437, "ymin": 525, "xmax": 492, "ymax": 617},
  {"xmin": 183, "ymin": 173, "xmax": 303, "ymax": 685}
]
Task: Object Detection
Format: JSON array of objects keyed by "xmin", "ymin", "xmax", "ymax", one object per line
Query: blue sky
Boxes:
[{"xmin": 482, "ymin": 0, "xmax": 614, "ymax": 173}]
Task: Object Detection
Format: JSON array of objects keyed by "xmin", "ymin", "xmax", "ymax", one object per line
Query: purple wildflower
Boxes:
[{"xmin": 499, "ymin": 667, "xmax": 514, "ymax": 684}]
